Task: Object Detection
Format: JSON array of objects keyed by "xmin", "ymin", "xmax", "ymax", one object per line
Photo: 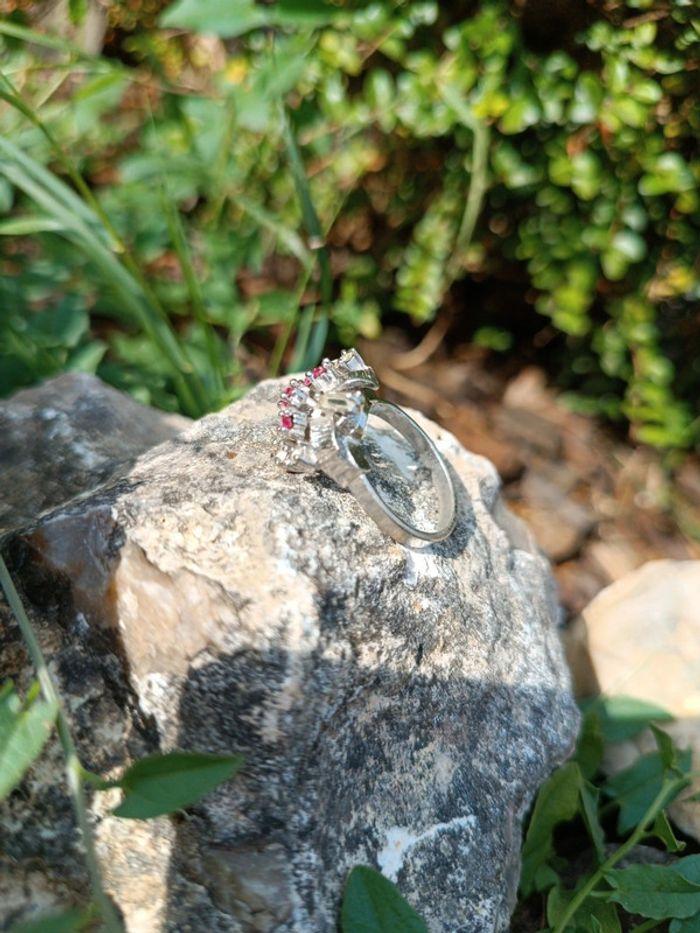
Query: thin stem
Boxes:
[
  {"xmin": 449, "ymin": 118, "xmax": 490, "ymax": 279},
  {"xmin": 630, "ymin": 920, "xmax": 665, "ymax": 933},
  {"xmin": 438, "ymin": 84, "xmax": 490, "ymax": 283},
  {"xmin": 0, "ymin": 555, "xmax": 123, "ymax": 933},
  {"xmin": 552, "ymin": 776, "xmax": 689, "ymax": 933}
]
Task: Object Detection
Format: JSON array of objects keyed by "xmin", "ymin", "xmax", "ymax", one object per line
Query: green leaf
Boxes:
[
  {"xmin": 650, "ymin": 724, "xmax": 685, "ymax": 771},
  {"xmin": 112, "ymin": 751, "xmax": 244, "ymax": 819},
  {"xmin": 160, "ymin": 0, "xmax": 267, "ymax": 34},
  {"xmin": 66, "ymin": 341, "xmax": 108, "ymax": 375},
  {"xmin": 580, "ymin": 780, "xmax": 606, "ymax": 863},
  {"xmin": 520, "ymin": 761, "xmax": 582, "ymax": 895},
  {"xmin": 591, "ymin": 696, "xmax": 674, "ymax": 744},
  {"xmin": 671, "ymin": 912, "xmax": 700, "ymax": 933},
  {"xmin": 0, "ymin": 176, "xmax": 12, "ymax": 213},
  {"xmin": 677, "ymin": 856, "xmax": 700, "ymax": 885},
  {"xmin": 0, "ymin": 681, "xmax": 58, "ymax": 801},
  {"xmin": 68, "ymin": 0, "xmax": 88, "ymax": 26},
  {"xmin": 499, "ymin": 94, "xmax": 540, "ymax": 134},
  {"xmin": 639, "ymin": 153, "xmax": 695, "ymax": 197},
  {"xmin": 341, "ymin": 866, "xmax": 428, "ymax": 933},
  {"xmin": 605, "ymin": 864, "xmax": 700, "ymax": 920},
  {"xmin": 576, "ymin": 707, "xmax": 604, "ymax": 780},
  {"xmin": 275, "ymin": 0, "xmax": 338, "ymax": 27},
  {"xmin": 649, "ymin": 811, "xmax": 687, "ymax": 853},
  {"xmin": 160, "ymin": 0, "xmax": 335, "ymax": 36},
  {"xmin": 0, "ymin": 216, "xmax": 64, "ymax": 236},
  {"xmin": 605, "ymin": 749, "xmax": 691, "ymax": 834}
]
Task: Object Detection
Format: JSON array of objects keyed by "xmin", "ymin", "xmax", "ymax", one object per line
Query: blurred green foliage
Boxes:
[{"xmin": 0, "ymin": 0, "xmax": 698, "ymax": 447}]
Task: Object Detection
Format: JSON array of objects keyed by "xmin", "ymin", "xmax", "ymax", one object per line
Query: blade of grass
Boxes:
[
  {"xmin": 0, "ymin": 19, "xmax": 93, "ymax": 56},
  {"xmin": 268, "ymin": 263, "xmax": 314, "ymax": 377},
  {"xmin": 0, "ymin": 70, "xmax": 210, "ymax": 415},
  {"xmin": 159, "ymin": 182, "xmax": 225, "ymax": 402},
  {"xmin": 0, "ymin": 215, "xmax": 64, "ymax": 235},
  {"xmin": 0, "ymin": 555, "xmax": 123, "ymax": 933},
  {"xmin": 0, "ymin": 139, "xmax": 203, "ymax": 416},
  {"xmin": 438, "ymin": 85, "xmax": 490, "ymax": 281},
  {"xmin": 267, "ymin": 184, "xmax": 349, "ymax": 377},
  {"xmin": 233, "ymin": 193, "xmax": 312, "ymax": 270},
  {"xmin": 279, "ymin": 103, "xmax": 332, "ymax": 371},
  {"xmin": 144, "ymin": 100, "xmax": 227, "ymax": 403}
]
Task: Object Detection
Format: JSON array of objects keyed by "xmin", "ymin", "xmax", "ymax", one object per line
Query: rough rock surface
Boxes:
[
  {"xmin": 0, "ymin": 374, "xmax": 579, "ymax": 932},
  {"xmin": 566, "ymin": 559, "xmax": 700, "ymax": 842},
  {"xmin": 0, "ymin": 373, "xmax": 188, "ymax": 532}
]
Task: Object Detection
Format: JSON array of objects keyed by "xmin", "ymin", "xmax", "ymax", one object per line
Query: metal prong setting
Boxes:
[{"xmin": 276, "ymin": 349, "xmax": 377, "ymax": 470}]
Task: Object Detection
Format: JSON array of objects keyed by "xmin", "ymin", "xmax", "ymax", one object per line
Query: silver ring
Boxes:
[{"xmin": 276, "ymin": 349, "xmax": 457, "ymax": 546}]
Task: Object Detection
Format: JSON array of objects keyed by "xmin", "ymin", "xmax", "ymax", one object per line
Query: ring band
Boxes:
[{"xmin": 277, "ymin": 349, "xmax": 457, "ymax": 546}]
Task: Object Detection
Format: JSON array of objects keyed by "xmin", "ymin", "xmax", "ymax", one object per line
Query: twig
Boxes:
[
  {"xmin": 0, "ymin": 555, "xmax": 123, "ymax": 932},
  {"xmin": 390, "ymin": 313, "xmax": 452, "ymax": 371}
]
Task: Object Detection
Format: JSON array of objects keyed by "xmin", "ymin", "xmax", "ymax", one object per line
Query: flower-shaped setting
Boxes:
[{"xmin": 277, "ymin": 348, "xmax": 379, "ymax": 471}]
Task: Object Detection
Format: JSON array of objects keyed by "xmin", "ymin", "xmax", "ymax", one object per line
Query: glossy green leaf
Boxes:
[
  {"xmin": 341, "ymin": 866, "xmax": 428, "ymax": 933},
  {"xmin": 639, "ymin": 153, "xmax": 695, "ymax": 197},
  {"xmin": 0, "ymin": 681, "xmax": 58, "ymax": 801},
  {"xmin": 112, "ymin": 751, "xmax": 244, "ymax": 819}
]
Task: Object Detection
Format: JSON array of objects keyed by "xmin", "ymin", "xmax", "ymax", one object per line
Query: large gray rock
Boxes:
[{"xmin": 0, "ymin": 374, "xmax": 578, "ymax": 932}]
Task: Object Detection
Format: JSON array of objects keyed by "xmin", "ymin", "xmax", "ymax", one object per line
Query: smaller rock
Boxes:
[
  {"xmin": 448, "ymin": 403, "xmax": 524, "ymax": 481},
  {"xmin": 507, "ymin": 469, "xmax": 595, "ymax": 563},
  {"xmin": 566, "ymin": 560, "xmax": 700, "ymax": 841},
  {"xmin": 0, "ymin": 373, "xmax": 188, "ymax": 533}
]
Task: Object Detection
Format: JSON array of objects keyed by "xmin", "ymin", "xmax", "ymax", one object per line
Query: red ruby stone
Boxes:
[
  {"xmin": 284, "ymin": 385, "xmax": 295, "ymax": 397},
  {"xmin": 280, "ymin": 413, "xmax": 293, "ymax": 430},
  {"xmin": 312, "ymin": 365, "xmax": 326, "ymax": 378},
  {"xmin": 304, "ymin": 376, "xmax": 312, "ymax": 386}
]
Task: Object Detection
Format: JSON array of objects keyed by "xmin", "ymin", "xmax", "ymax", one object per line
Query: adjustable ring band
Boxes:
[
  {"xmin": 276, "ymin": 349, "xmax": 457, "ymax": 547},
  {"xmin": 318, "ymin": 401, "xmax": 456, "ymax": 546}
]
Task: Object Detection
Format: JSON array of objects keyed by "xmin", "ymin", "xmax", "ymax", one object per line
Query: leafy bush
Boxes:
[{"xmin": 0, "ymin": 0, "xmax": 698, "ymax": 447}]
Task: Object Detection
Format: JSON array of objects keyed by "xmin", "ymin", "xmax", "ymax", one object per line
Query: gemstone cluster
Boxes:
[{"xmin": 277, "ymin": 348, "xmax": 378, "ymax": 471}]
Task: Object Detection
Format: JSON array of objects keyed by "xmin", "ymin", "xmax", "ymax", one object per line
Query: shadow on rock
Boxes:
[{"xmin": 163, "ymin": 646, "xmax": 578, "ymax": 932}]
